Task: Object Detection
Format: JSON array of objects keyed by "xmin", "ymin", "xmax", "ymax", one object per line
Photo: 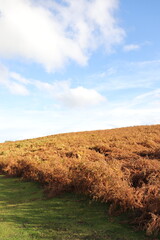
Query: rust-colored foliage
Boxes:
[{"xmin": 0, "ymin": 124, "xmax": 160, "ymax": 235}]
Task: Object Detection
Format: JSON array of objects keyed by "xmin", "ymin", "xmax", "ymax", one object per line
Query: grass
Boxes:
[{"xmin": 0, "ymin": 175, "xmax": 150, "ymax": 240}]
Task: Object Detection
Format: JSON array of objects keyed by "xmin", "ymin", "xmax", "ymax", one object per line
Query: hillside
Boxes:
[{"xmin": 0, "ymin": 124, "xmax": 160, "ymax": 236}]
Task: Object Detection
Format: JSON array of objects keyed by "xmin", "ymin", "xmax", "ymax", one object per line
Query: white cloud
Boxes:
[
  {"xmin": 0, "ymin": 0, "xmax": 124, "ymax": 72},
  {"xmin": 0, "ymin": 64, "xmax": 29, "ymax": 95},
  {"xmin": 123, "ymin": 44, "xmax": 140, "ymax": 52},
  {"xmin": 34, "ymin": 80, "xmax": 106, "ymax": 107},
  {"xmin": 58, "ymin": 86, "xmax": 106, "ymax": 107}
]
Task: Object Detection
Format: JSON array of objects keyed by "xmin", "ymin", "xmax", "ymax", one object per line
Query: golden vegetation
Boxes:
[{"xmin": 0, "ymin": 125, "xmax": 160, "ymax": 236}]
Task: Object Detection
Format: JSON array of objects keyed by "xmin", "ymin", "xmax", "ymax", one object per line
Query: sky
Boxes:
[{"xmin": 0, "ymin": 0, "xmax": 160, "ymax": 142}]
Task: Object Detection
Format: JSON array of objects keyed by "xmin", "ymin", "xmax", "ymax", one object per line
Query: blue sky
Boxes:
[{"xmin": 0, "ymin": 0, "xmax": 160, "ymax": 142}]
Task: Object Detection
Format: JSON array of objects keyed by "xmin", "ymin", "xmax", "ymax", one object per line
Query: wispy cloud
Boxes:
[
  {"xmin": 96, "ymin": 59, "xmax": 160, "ymax": 91},
  {"xmin": 0, "ymin": 63, "xmax": 106, "ymax": 107},
  {"xmin": 0, "ymin": 64, "xmax": 29, "ymax": 95},
  {"xmin": 6, "ymin": 81, "xmax": 29, "ymax": 96},
  {"xmin": 0, "ymin": 0, "xmax": 124, "ymax": 72},
  {"xmin": 123, "ymin": 41, "xmax": 151, "ymax": 53},
  {"xmin": 132, "ymin": 89, "xmax": 160, "ymax": 108},
  {"xmin": 89, "ymin": 67, "xmax": 116, "ymax": 80},
  {"xmin": 10, "ymin": 72, "xmax": 30, "ymax": 84},
  {"xmin": 132, "ymin": 59, "xmax": 160, "ymax": 67},
  {"xmin": 123, "ymin": 44, "xmax": 140, "ymax": 52},
  {"xmin": 134, "ymin": 89, "xmax": 160, "ymax": 101}
]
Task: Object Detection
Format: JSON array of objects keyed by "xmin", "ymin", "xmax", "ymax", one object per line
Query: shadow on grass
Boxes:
[{"xmin": 0, "ymin": 175, "xmax": 152, "ymax": 240}]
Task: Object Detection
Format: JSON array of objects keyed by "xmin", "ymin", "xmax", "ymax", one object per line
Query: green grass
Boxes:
[{"xmin": 0, "ymin": 175, "xmax": 151, "ymax": 240}]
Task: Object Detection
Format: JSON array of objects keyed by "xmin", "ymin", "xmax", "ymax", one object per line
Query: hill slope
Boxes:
[{"xmin": 0, "ymin": 125, "xmax": 160, "ymax": 236}]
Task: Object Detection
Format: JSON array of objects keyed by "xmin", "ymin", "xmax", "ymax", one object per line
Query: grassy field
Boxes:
[
  {"xmin": 0, "ymin": 124, "xmax": 160, "ymax": 236},
  {"xmin": 0, "ymin": 175, "xmax": 150, "ymax": 240}
]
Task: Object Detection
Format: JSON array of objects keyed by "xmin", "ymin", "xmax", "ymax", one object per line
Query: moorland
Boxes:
[{"xmin": 0, "ymin": 124, "xmax": 160, "ymax": 238}]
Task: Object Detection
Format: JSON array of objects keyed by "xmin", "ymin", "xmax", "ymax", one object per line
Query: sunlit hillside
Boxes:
[{"xmin": 0, "ymin": 125, "xmax": 160, "ymax": 236}]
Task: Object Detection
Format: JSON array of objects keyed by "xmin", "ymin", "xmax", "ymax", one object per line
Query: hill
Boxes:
[{"xmin": 0, "ymin": 124, "xmax": 160, "ymax": 236}]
